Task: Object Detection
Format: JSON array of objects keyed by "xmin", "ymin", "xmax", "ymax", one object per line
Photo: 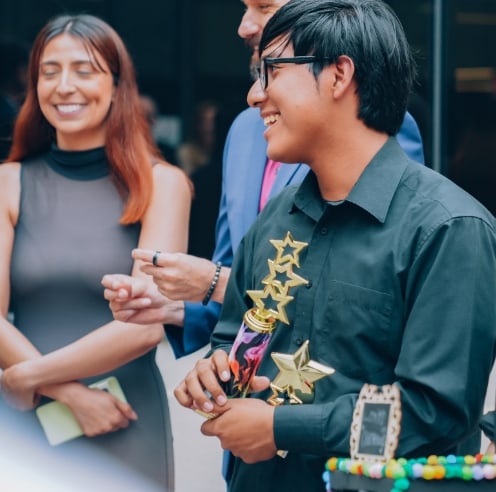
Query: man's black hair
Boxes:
[{"xmin": 260, "ymin": 0, "xmax": 416, "ymax": 135}]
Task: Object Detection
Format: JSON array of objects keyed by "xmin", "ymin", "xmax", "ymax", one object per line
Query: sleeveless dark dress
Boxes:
[{"xmin": 4, "ymin": 147, "xmax": 174, "ymax": 490}]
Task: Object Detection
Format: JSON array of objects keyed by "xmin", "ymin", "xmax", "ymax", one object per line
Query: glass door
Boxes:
[{"xmin": 388, "ymin": 0, "xmax": 496, "ymax": 216}]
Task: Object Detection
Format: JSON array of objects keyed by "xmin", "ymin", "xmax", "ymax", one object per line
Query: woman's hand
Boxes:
[
  {"xmin": 58, "ymin": 382, "xmax": 138, "ymax": 437},
  {"xmin": 102, "ymin": 274, "xmax": 169, "ymax": 323},
  {"xmin": 102, "ymin": 273, "xmax": 187, "ymax": 326}
]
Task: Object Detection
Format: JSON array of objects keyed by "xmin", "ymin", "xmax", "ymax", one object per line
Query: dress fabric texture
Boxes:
[{"xmin": 4, "ymin": 147, "xmax": 173, "ymax": 490}]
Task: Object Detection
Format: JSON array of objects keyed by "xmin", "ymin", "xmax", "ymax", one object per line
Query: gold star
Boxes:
[
  {"xmin": 268, "ymin": 382, "xmax": 304, "ymax": 405},
  {"xmin": 267, "ymin": 383, "xmax": 287, "ymax": 406},
  {"xmin": 270, "ymin": 231, "xmax": 308, "ymax": 268},
  {"xmin": 269, "ymin": 341, "xmax": 335, "ymax": 404},
  {"xmin": 262, "ymin": 260, "xmax": 309, "ymax": 295},
  {"xmin": 247, "ymin": 284, "xmax": 293, "ymax": 324}
]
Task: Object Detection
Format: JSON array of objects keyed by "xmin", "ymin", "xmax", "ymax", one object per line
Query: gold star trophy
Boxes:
[
  {"xmin": 268, "ymin": 340, "xmax": 335, "ymax": 406},
  {"xmin": 220, "ymin": 231, "xmax": 335, "ymax": 460},
  {"xmin": 223, "ymin": 232, "xmax": 310, "ymax": 398},
  {"xmin": 268, "ymin": 340, "xmax": 335, "ymax": 458}
]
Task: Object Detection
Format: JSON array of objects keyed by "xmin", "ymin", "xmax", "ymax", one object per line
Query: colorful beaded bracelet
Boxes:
[{"xmin": 323, "ymin": 454, "xmax": 496, "ymax": 492}]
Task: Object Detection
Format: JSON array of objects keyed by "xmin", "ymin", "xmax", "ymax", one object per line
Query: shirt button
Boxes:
[
  {"xmin": 306, "ymin": 280, "xmax": 312, "ymax": 289},
  {"xmin": 320, "ymin": 227, "xmax": 328, "ymax": 235},
  {"xmin": 295, "ymin": 337, "xmax": 304, "ymax": 346}
]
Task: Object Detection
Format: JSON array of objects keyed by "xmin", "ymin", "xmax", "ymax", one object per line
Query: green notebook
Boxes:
[{"xmin": 35, "ymin": 376, "xmax": 127, "ymax": 446}]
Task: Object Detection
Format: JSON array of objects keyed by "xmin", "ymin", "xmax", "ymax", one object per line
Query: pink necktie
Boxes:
[{"xmin": 259, "ymin": 159, "xmax": 281, "ymax": 211}]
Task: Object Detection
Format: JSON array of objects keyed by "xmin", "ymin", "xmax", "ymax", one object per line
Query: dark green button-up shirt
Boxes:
[{"xmin": 211, "ymin": 138, "xmax": 496, "ymax": 492}]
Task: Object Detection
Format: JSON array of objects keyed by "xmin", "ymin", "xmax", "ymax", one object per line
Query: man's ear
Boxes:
[{"xmin": 329, "ymin": 55, "xmax": 355, "ymax": 98}]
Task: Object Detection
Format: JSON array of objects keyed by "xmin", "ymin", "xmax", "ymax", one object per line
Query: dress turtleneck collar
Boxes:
[{"xmin": 45, "ymin": 145, "xmax": 110, "ymax": 181}]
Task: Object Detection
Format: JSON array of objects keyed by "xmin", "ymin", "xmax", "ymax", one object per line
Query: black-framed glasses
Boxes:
[{"xmin": 255, "ymin": 56, "xmax": 332, "ymax": 89}]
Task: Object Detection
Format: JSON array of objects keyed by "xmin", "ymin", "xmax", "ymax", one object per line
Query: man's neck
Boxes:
[{"xmin": 313, "ymin": 130, "xmax": 388, "ymax": 202}]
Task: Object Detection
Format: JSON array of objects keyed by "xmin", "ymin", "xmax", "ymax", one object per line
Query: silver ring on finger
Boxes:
[{"xmin": 152, "ymin": 251, "xmax": 161, "ymax": 266}]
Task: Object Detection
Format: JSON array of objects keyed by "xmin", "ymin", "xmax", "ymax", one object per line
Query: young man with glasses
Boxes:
[
  {"xmin": 103, "ymin": 0, "xmax": 424, "ymax": 358},
  {"xmin": 173, "ymin": 1, "xmax": 496, "ymax": 491}
]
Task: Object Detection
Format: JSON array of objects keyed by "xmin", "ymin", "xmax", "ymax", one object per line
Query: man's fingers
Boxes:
[
  {"xmin": 110, "ymin": 308, "xmax": 138, "ymax": 322},
  {"xmin": 249, "ymin": 376, "xmax": 271, "ymax": 393},
  {"xmin": 184, "ymin": 369, "xmax": 218, "ymax": 413},
  {"xmin": 201, "ymin": 416, "xmax": 221, "ymax": 436},
  {"xmin": 103, "ymin": 287, "xmax": 129, "ymax": 301},
  {"xmin": 101, "ymin": 274, "xmax": 129, "ymax": 290},
  {"xmin": 103, "ymin": 288, "xmax": 117, "ymax": 301},
  {"xmin": 140, "ymin": 264, "xmax": 158, "ymax": 277},
  {"xmin": 113, "ymin": 297, "xmax": 152, "ymax": 310},
  {"xmin": 211, "ymin": 350, "xmax": 232, "ymax": 383},
  {"xmin": 174, "ymin": 356, "xmax": 229, "ymax": 414},
  {"xmin": 133, "ymin": 248, "xmax": 174, "ymax": 266},
  {"xmin": 174, "ymin": 379, "xmax": 196, "ymax": 411},
  {"xmin": 132, "ymin": 248, "xmax": 155, "ymax": 263}
]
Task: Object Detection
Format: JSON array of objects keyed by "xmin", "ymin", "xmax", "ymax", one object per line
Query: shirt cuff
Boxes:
[{"xmin": 273, "ymin": 403, "xmax": 328, "ymax": 455}]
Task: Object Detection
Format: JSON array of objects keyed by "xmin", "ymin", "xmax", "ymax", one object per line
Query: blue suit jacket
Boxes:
[{"xmin": 166, "ymin": 107, "xmax": 424, "ymax": 357}]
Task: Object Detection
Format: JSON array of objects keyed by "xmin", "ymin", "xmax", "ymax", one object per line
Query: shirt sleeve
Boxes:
[
  {"xmin": 480, "ymin": 411, "xmax": 496, "ymax": 442},
  {"xmin": 275, "ymin": 216, "xmax": 496, "ymax": 457},
  {"xmin": 165, "ymin": 301, "xmax": 222, "ymax": 358}
]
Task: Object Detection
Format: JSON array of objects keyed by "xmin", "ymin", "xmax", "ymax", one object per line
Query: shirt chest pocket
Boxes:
[{"xmin": 322, "ymin": 280, "xmax": 394, "ymax": 379}]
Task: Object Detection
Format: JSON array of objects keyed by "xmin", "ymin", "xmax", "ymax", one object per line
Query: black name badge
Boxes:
[{"xmin": 350, "ymin": 384, "xmax": 401, "ymax": 463}]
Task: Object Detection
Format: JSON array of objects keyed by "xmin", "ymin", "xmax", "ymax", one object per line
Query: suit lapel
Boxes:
[
  {"xmin": 225, "ymin": 109, "xmax": 268, "ymax": 250},
  {"xmin": 225, "ymin": 108, "xmax": 310, "ymax": 250},
  {"xmin": 270, "ymin": 162, "xmax": 310, "ymax": 198}
]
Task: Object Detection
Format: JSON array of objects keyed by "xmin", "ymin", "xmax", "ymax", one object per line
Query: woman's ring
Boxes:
[{"xmin": 152, "ymin": 251, "xmax": 161, "ymax": 266}]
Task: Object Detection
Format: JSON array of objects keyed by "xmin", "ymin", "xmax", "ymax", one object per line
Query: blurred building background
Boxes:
[
  {"xmin": 1, "ymin": 1, "xmax": 495, "ymax": 201},
  {"xmin": 0, "ymin": 0, "xmax": 251, "ymax": 155}
]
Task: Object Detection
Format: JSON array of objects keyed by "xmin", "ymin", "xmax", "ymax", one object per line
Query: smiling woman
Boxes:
[
  {"xmin": 37, "ymin": 34, "xmax": 115, "ymax": 150},
  {"xmin": 0, "ymin": 14, "xmax": 191, "ymax": 491}
]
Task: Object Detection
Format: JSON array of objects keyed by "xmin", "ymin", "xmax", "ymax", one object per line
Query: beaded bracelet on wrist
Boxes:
[
  {"xmin": 324, "ymin": 454, "xmax": 496, "ymax": 492},
  {"xmin": 202, "ymin": 261, "xmax": 222, "ymax": 305}
]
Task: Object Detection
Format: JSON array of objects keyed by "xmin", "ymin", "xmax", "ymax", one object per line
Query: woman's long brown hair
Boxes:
[{"xmin": 7, "ymin": 14, "xmax": 159, "ymax": 224}]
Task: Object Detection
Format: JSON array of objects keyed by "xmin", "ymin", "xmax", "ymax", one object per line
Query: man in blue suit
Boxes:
[{"xmin": 103, "ymin": 0, "xmax": 424, "ymax": 356}]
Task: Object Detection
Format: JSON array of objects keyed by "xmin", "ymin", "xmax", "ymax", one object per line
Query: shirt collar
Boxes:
[{"xmin": 293, "ymin": 137, "xmax": 408, "ymax": 224}]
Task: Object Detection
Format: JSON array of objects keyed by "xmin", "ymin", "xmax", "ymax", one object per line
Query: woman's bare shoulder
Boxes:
[
  {"xmin": 153, "ymin": 160, "xmax": 192, "ymax": 192},
  {"xmin": 0, "ymin": 162, "xmax": 21, "ymax": 220},
  {"xmin": 153, "ymin": 160, "xmax": 184, "ymax": 176},
  {"xmin": 0, "ymin": 162, "xmax": 21, "ymax": 187}
]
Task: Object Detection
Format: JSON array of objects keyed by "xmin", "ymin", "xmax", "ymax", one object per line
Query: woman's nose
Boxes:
[{"xmin": 56, "ymin": 70, "xmax": 76, "ymax": 94}]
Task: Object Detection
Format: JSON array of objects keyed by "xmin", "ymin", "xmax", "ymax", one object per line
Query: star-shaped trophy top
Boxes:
[
  {"xmin": 245, "ymin": 232, "xmax": 308, "ymax": 325},
  {"xmin": 268, "ymin": 340, "xmax": 335, "ymax": 405},
  {"xmin": 270, "ymin": 231, "xmax": 308, "ymax": 268},
  {"xmin": 262, "ymin": 260, "xmax": 308, "ymax": 295},
  {"xmin": 247, "ymin": 284, "xmax": 293, "ymax": 325}
]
